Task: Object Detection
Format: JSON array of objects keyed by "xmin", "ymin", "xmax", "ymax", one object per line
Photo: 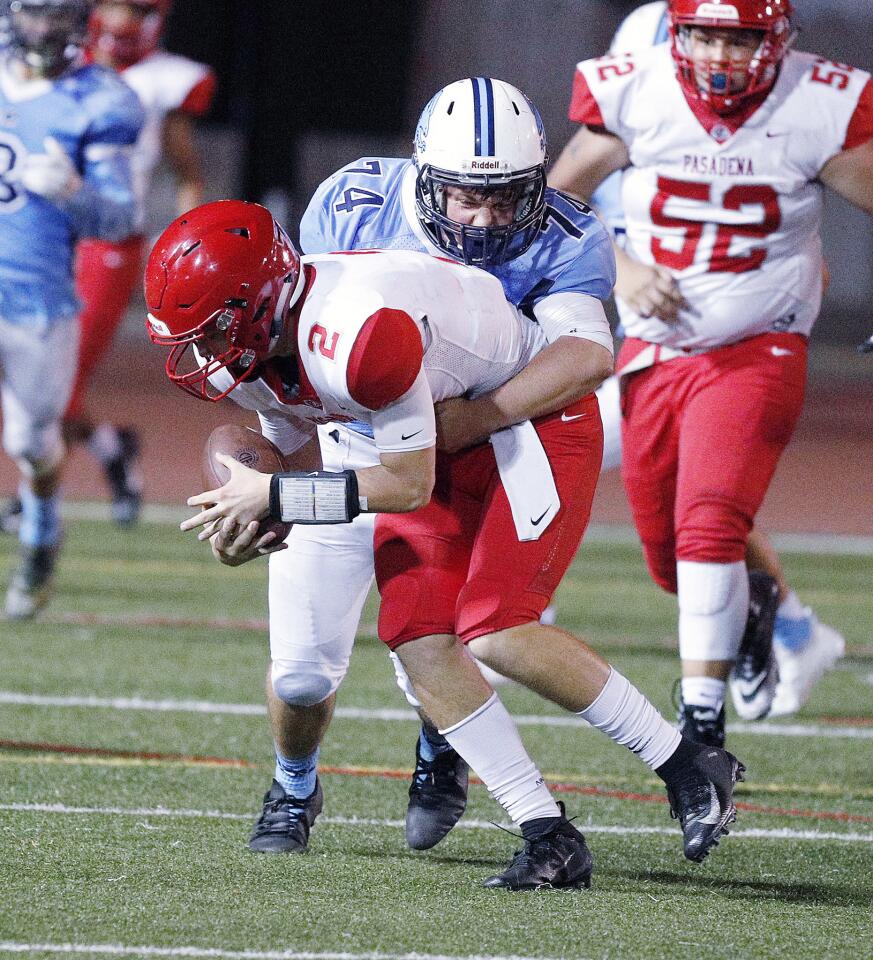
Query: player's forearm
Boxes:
[
  {"xmin": 464, "ymin": 337, "xmax": 614, "ymax": 441},
  {"xmin": 548, "ymin": 127, "xmax": 628, "ymax": 199},
  {"xmin": 355, "ymin": 446, "xmax": 435, "ymax": 513}
]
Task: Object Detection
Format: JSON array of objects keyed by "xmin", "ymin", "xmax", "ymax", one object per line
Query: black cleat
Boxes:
[
  {"xmin": 0, "ymin": 497, "xmax": 22, "ymax": 536},
  {"xmin": 677, "ymin": 697, "xmax": 726, "ymax": 749},
  {"xmin": 248, "ymin": 778, "xmax": 323, "ymax": 853},
  {"xmin": 667, "ymin": 745, "xmax": 745, "ymax": 862},
  {"xmin": 5, "ymin": 542, "xmax": 59, "ymax": 620},
  {"xmin": 104, "ymin": 427, "xmax": 143, "ymax": 527},
  {"xmin": 730, "ymin": 570, "xmax": 780, "ymax": 720},
  {"xmin": 406, "ymin": 739, "xmax": 468, "ymax": 850},
  {"xmin": 483, "ymin": 804, "xmax": 594, "ymax": 891}
]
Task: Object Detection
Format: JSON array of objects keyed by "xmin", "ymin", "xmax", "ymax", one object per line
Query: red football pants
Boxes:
[
  {"xmin": 67, "ymin": 235, "xmax": 146, "ymax": 420},
  {"xmin": 619, "ymin": 333, "xmax": 807, "ymax": 595},
  {"xmin": 374, "ymin": 393, "xmax": 603, "ymax": 648}
]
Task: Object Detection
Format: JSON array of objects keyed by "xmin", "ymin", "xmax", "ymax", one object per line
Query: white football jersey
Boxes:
[
  {"xmin": 120, "ymin": 51, "xmax": 214, "ymax": 216},
  {"xmin": 217, "ymin": 249, "xmax": 546, "ymax": 455},
  {"xmin": 571, "ymin": 46, "xmax": 873, "ymax": 349}
]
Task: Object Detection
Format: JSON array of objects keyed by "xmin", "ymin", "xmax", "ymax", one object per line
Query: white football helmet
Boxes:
[{"xmin": 413, "ymin": 77, "xmax": 548, "ymax": 268}]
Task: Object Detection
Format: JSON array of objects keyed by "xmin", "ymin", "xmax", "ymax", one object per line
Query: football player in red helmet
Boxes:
[
  {"xmin": 87, "ymin": 0, "xmax": 169, "ymax": 67},
  {"xmin": 145, "ymin": 202, "xmax": 302, "ymax": 402},
  {"xmin": 669, "ymin": 0, "xmax": 794, "ymax": 113},
  {"xmin": 551, "ymin": 0, "xmax": 872, "ymax": 747}
]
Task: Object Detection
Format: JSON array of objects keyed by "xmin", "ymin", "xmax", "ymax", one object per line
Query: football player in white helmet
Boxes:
[
  {"xmin": 299, "ymin": 77, "xmax": 623, "ymax": 855},
  {"xmin": 412, "ymin": 77, "xmax": 548, "ymax": 268}
]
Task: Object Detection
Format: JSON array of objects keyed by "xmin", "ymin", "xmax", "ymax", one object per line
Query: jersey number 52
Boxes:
[{"xmin": 650, "ymin": 176, "xmax": 781, "ymax": 274}]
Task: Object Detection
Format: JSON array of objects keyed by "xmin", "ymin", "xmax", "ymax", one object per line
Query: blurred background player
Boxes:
[
  {"xmin": 0, "ymin": 0, "xmax": 214, "ymax": 529},
  {"xmin": 300, "ymin": 78, "xmax": 620, "ymax": 849},
  {"xmin": 0, "ymin": 0, "xmax": 142, "ymax": 617},
  {"xmin": 567, "ymin": 0, "xmax": 846, "ymax": 721},
  {"xmin": 549, "ymin": 0, "xmax": 873, "ymax": 744}
]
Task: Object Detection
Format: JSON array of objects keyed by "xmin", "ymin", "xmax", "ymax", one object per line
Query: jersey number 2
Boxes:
[{"xmin": 650, "ymin": 176, "xmax": 780, "ymax": 274}]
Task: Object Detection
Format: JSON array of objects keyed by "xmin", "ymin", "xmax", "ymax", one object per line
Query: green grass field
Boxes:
[{"xmin": 1, "ymin": 518, "xmax": 872, "ymax": 960}]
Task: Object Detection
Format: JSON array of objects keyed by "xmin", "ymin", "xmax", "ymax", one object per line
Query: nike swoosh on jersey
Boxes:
[
  {"xmin": 561, "ymin": 412, "xmax": 589, "ymax": 422},
  {"xmin": 770, "ymin": 346, "xmax": 794, "ymax": 357},
  {"xmin": 401, "ymin": 429, "xmax": 423, "ymax": 441}
]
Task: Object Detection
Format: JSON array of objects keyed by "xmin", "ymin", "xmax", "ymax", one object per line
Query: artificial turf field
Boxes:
[{"xmin": 1, "ymin": 516, "xmax": 871, "ymax": 960}]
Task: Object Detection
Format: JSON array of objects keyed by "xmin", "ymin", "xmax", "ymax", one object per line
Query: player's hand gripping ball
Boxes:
[{"xmin": 202, "ymin": 424, "xmax": 293, "ymax": 543}]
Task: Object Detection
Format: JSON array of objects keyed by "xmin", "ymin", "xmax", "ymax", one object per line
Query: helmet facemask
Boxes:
[
  {"xmin": 7, "ymin": 0, "xmax": 91, "ymax": 77},
  {"xmin": 669, "ymin": 0, "xmax": 794, "ymax": 115},
  {"xmin": 412, "ymin": 77, "xmax": 549, "ymax": 269},
  {"xmin": 415, "ymin": 165, "xmax": 546, "ymax": 268}
]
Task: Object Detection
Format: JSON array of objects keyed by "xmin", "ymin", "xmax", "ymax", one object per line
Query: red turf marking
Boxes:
[
  {"xmin": 0, "ymin": 739, "xmax": 256, "ymax": 768},
  {"xmin": 4, "ymin": 744, "xmax": 873, "ymax": 825}
]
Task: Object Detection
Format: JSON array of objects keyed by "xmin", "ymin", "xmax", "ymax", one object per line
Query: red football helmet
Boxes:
[
  {"xmin": 669, "ymin": 0, "xmax": 794, "ymax": 113},
  {"xmin": 145, "ymin": 200, "xmax": 302, "ymax": 402},
  {"xmin": 88, "ymin": 0, "xmax": 170, "ymax": 66}
]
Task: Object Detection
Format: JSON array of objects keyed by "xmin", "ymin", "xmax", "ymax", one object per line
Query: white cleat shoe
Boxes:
[{"xmin": 769, "ymin": 611, "xmax": 846, "ymax": 717}]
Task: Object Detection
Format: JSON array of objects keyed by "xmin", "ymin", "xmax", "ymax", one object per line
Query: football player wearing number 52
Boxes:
[{"xmin": 549, "ymin": 0, "xmax": 873, "ymax": 748}]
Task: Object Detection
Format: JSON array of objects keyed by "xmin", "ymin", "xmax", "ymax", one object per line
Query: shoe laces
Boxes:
[
  {"xmin": 411, "ymin": 749, "xmax": 458, "ymax": 791},
  {"xmin": 668, "ymin": 768, "xmax": 711, "ymax": 824}
]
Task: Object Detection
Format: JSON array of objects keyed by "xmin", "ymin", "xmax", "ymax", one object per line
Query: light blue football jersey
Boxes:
[
  {"xmin": 300, "ymin": 157, "xmax": 615, "ymax": 316},
  {"xmin": 0, "ymin": 52, "xmax": 144, "ymax": 326}
]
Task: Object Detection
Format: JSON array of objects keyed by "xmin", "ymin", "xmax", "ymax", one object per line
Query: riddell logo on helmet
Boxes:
[
  {"xmin": 695, "ymin": 3, "xmax": 740, "ymax": 19},
  {"xmin": 470, "ymin": 160, "xmax": 501, "ymax": 170}
]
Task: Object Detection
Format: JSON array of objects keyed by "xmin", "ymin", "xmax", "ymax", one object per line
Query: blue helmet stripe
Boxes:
[
  {"xmin": 471, "ymin": 77, "xmax": 497, "ymax": 157},
  {"xmin": 471, "ymin": 77, "xmax": 483, "ymax": 155},
  {"xmin": 655, "ymin": 10, "xmax": 669, "ymax": 44},
  {"xmin": 484, "ymin": 77, "xmax": 495, "ymax": 156}
]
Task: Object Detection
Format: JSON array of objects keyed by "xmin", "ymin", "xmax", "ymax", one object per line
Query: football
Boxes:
[{"xmin": 201, "ymin": 424, "xmax": 293, "ymax": 544}]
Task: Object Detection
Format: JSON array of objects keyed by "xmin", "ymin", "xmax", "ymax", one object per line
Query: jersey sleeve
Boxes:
[
  {"xmin": 178, "ymin": 68, "xmax": 216, "ymax": 117},
  {"xmin": 370, "ymin": 369, "xmax": 436, "ymax": 454},
  {"xmin": 300, "ymin": 159, "xmax": 384, "ymax": 254},
  {"xmin": 567, "ymin": 54, "xmax": 638, "ymax": 142},
  {"xmin": 844, "ymin": 76, "xmax": 873, "ymax": 150},
  {"xmin": 538, "ymin": 200, "xmax": 617, "ymax": 303},
  {"xmin": 346, "ymin": 307, "xmax": 424, "ymax": 410}
]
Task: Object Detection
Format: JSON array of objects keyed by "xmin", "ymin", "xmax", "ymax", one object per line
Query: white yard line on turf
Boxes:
[
  {"xmin": 1, "ymin": 803, "xmax": 871, "ymax": 845},
  {"xmin": 0, "ymin": 945, "xmax": 565, "ymax": 960},
  {"xmin": 0, "ymin": 691, "xmax": 871, "ymax": 740},
  {"xmin": 59, "ymin": 501, "xmax": 873, "ymax": 556}
]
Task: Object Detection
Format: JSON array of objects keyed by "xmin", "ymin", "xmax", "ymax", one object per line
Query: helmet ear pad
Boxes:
[{"xmin": 412, "ymin": 77, "xmax": 548, "ymax": 268}]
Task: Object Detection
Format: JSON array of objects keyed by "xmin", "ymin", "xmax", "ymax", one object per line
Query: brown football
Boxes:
[{"xmin": 201, "ymin": 424, "xmax": 293, "ymax": 544}]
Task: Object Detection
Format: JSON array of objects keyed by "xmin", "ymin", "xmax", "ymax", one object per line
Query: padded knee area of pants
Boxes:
[
  {"xmin": 676, "ymin": 559, "xmax": 743, "ymax": 616},
  {"xmin": 271, "ymin": 660, "xmax": 339, "ymax": 707},
  {"xmin": 677, "ymin": 559, "xmax": 748, "ymax": 662}
]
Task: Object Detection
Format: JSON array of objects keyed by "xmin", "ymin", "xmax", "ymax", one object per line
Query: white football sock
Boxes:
[
  {"xmin": 680, "ymin": 676, "xmax": 726, "ymax": 711},
  {"xmin": 440, "ymin": 694, "xmax": 560, "ymax": 826},
  {"xmin": 579, "ymin": 668, "xmax": 681, "ymax": 770},
  {"xmin": 677, "ymin": 559, "xmax": 748, "ymax": 662}
]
